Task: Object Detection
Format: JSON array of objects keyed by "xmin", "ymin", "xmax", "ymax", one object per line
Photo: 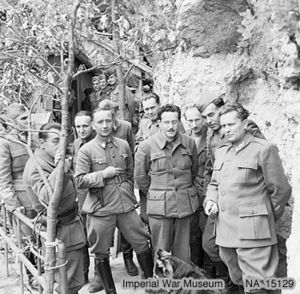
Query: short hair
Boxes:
[
  {"xmin": 75, "ymin": 110, "xmax": 92, "ymax": 120},
  {"xmin": 212, "ymin": 97, "xmax": 225, "ymax": 108},
  {"xmin": 157, "ymin": 104, "xmax": 181, "ymax": 121},
  {"xmin": 183, "ymin": 103, "xmax": 202, "ymax": 119},
  {"xmin": 219, "ymin": 102, "xmax": 250, "ymax": 121},
  {"xmin": 106, "ymin": 67, "xmax": 117, "ymax": 78},
  {"xmin": 142, "ymin": 92, "xmax": 160, "ymax": 105},
  {"xmin": 39, "ymin": 122, "xmax": 61, "ymax": 140}
]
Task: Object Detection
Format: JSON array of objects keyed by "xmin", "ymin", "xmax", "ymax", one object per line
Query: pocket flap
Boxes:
[
  {"xmin": 11, "ymin": 148, "xmax": 28, "ymax": 157},
  {"xmin": 237, "ymin": 161, "xmax": 258, "ymax": 170},
  {"xmin": 182, "ymin": 149, "xmax": 192, "ymax": 156},
  {"xmin": 239, "ymin": 205, "xmax": 268, "ymax": 217},
  {"xmin": 148, "ymin": 191, "xmax": 165, "ymax": 200},
  {"xmin": 92, "ymin": 157, "xmax": 107, "ymax": 165},
  {"xmin": 213, "ymin": 161, "xmax": 224, "ymax": 170},
  {"xmin": 150, "ymin": 152, "xmax": 166, "ymax": 161}
]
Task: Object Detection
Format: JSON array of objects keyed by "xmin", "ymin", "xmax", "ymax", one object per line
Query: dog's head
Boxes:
[{"xmin": 154, "ymin": 249, "xmax": 174, "ymax": 278}]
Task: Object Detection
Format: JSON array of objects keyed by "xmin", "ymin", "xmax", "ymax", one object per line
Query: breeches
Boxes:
[
  {"xmin": 86, "ymin": 210, "xmax": 150, "ymax": 258},
  {"xmin": 149, "ymin": 215, "xmax": 191, "ymax": 263},
  {"xmin": 219, "ymin": 245, "xmax": 279, "ymax": 288}
]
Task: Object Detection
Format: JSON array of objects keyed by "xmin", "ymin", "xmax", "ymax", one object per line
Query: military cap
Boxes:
[
  {"xmin": 98, "ymin": 99, "xmax": 118, "ymax": 111},
  {"xmin": 105, "ymin": 67, "xmax": 117, "ymax": 78},
  {"xmin": 7, "ymin": 103, "xmax": 29, "ymax": 120},
  {"xmin": 197, "ymin": 92, "xmax": 219, "ymax": 113}
]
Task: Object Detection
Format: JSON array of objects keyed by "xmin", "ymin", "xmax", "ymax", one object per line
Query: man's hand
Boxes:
[
  {"xmin": 102, "ymin": 166, "xmax": 123, "ymax": 179},
  {"xmin": 205, "ymin": 200, "xmax": 218, "ymax": 216}
]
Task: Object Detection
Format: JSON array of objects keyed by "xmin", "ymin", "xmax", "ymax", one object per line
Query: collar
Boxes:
[
  {"xmin": 155, "ymin": 131, "xmax": 185, "ymax": 150},
  {"xmin": 95, "ymin": 135, "xmax": 118, "ymax": 149},
  {"xmin": 113, "ymin": 119, "xmax": 120, "ymax": 132},
  {"xmin": 228, "ymin": 132, "xmax": 254, "ymax": 153},
  {"xmin": 35, "ymin": 148, "xmax": 55, "ymax": 167}
]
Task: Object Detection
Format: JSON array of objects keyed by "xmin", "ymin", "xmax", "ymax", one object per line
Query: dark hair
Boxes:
[
  {"xmin": 157, "ymin": 104, "xmax": 181, "ymax": 121},
  {"xmin": 212, "ymin": 97, "xmax": 225, "ymax": 108},
  {"xmin": 75, "ymin": 110, "xmax": 92, "ymax": 120},
  {"xmin": 39, "ymin": 122, "xmax": 61, "ymax": 140},
  {"xmin": 183, "ymin": 103, "xmax": 202, "ymax": 119},
  {"xmin": 142, "ymin": 92, "xmax": 160, "ymax": 105},
  {"xmin": 219, "ymin": 102, "xmax": 250, "ymax": 121}
]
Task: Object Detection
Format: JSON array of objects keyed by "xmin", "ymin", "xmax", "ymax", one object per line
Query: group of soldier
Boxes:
[{"xmin": 0, "ymin": 73, "xmax": 292, "ymax": 294}]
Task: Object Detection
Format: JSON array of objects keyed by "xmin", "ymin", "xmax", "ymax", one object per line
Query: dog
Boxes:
[{"xmin": 154, "ymin": 249, "xmax": 223, "ymax": 294}]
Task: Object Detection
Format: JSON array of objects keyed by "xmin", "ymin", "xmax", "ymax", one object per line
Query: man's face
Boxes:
[
  {"xmin": 75, "ymin": 115, "xmax": 93, "ymax": 140},
  {"xmin": 201, "ymin": 103, "xmax": 221, "ymax": 131},
  {"xmin": 160, "ymin": 111, "xmax": 179, "ymax": 141},
  {"xmin": 99, "ymin": 77, "xmax": 107, "ymax": 90},
  {"xmin": 185, "ymin": 107, "xmax": 204, "ymax": 135},
  {"xmin": 16, "ymin": 112, "xmax": 29, "ymax": 128},
  {"xmin": 143, "ymin": 98, "xmax": 159, "ymax": 121},
  {"xmin": 93, "ymin": 110, "xmax": 113, "ymax": 138},
  {"xmin": 92, "ymin": 78, "xmax": 100, "ymax": 92},
  {"xmin": 41, "ymin": 128, "xmax": 60, "ymax": 158},
  {"xmin": 107, "ymin": 74, "xmax": 117, "ymax": 86},
  {"xmin": 220, "ymin": 111, "xmax": 246, "ymax": 145}
]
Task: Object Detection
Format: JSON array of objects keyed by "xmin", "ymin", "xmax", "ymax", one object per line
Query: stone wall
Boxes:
[{"xmin": 151, "ymin": 0, "xmax": 300, "ymax": 291}]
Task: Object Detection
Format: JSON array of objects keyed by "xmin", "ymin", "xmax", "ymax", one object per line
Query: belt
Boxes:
[
  {"xmin": 57, "ymin": 203, "xmax": 78, "ymax": 225},
  {"xmin": 106, "ymin": 174, "xmax": 128, "ymax": 185}
]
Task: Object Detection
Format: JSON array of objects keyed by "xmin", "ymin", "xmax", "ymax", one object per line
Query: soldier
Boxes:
[
  {"xmin": 205, "ymin": 103, "xmax": 291, "ymax": 294},
  {"xmin": 23, "ymin": 122, "xmax": 86, "ymax": 294},
  {"xmin": 183, "ymin": 104, "xmax": 207, "ymax": 268},
  {"xmin": 0, "ymin": 103, "xmax": 38, "ymax": 291},
  {"xmin": 135, "ymin": 104, "xmax": 199, "ymax": 263},
  {"xmin": 198, "ymin": 93, "xmax": 274, "ymax": 293},
  {"xmin": 75, "ymin": 107, "xmax": 153, "ymax": 294},
  {"xmin": 90, "ymin": 74, "xmax": 110, "ymax": 111},
  {"xmin": 73, "ymin": 111, "xmax": 101, "ymax": 292},
  {"xmin": 97, "ymin": 99, "xmax": 139, "ymax": 276},
  {"xmin": 106, "ymin": 68, "xmax": 138, "ymax": 133}
]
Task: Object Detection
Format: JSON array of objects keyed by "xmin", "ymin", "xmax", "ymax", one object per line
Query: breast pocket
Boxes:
[
  {"xmin": 92, "ymin": 157, "xmax": 107, "ymax": 172},
  {"xmin": 238, "ymin": 205, "xmax": 271, "ymax": 240},
  {"xmin": 236, "ymin": 160, "xmax": 259, "ymax": 184},
  {"xmin": 150, "ymin": 152, "xmax": 167, "ymax": 173},
  {"xmin": 11, "ymin": 148, "xmax": 29, "ymax": 171},
  {"xmin": 212, "ymin": 160, "xmax": 224, "ymax": 183},
  {"xmin": 181, "ymin": 150, "xmax": 192, "ymax": 170}
]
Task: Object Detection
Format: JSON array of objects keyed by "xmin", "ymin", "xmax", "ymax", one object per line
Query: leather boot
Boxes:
[
  {"xmin": 97, "ymin": 258, "xmax": 117, "ymax": 294},
  {"xmin": 203, "ymin": 254, "xmax": 217, "ymax": 278},
  {"xmin": 121, "ymin": 234, "xmax": 138, "ymax": 276},
  {"xmin": 213, "ymin": 261, "xmax": 239, "ymax": 294},
  {"xmin": 88, "ymin": 258, "xmax": 104, "ymax": 293},
  {"xmin": 238, "ymin": 285, "xmax": 245, "ymax": 294},
  {"xmin": 136, "ymin": 249, "xmax": 154, "ymax": 279},
  {"xmin": 190, "ymin": 243, "xmax": 205, "ymax": 268}
]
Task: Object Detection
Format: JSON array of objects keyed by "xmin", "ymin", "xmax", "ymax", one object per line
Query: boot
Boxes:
[
  {"xmin": 203, "ymin": 254, "xmax": 217, "ymax": 278},
  {"xmin": 121, "ymin": 234, "xmax": 138, "ymax": 276},
  {"xmin": 238, "ymin": 285, "xmax": 245, "ymax": 294},
  {"xmin": 190, "ymin": 243, "xmax": 205, "ymax": 268},
  {"xmin": 26, "ymin": 252, "xmax": 39, "ymax": 291},
  {"xmin": 213, "ymin": 261, "xmax": 239, "ymax": 294},
  {"xmin": 88, "ymin": 258, "xmax": 104, "ymax": 293},
  {"xmin": 136, "ymin": 249, "xmax": 154, "ymax": 279},
  {"xmin": 97, "ymin": 257, "xmax": 117, "ymax": 294}
]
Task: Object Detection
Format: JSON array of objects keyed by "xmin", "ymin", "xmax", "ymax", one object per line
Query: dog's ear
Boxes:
[{"xmin": 157, "ymin": 249, "xmax": 171, "ymax": 260}]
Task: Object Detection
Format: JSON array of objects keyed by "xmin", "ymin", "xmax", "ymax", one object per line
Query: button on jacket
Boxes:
[
  {"xmin": 135, "ymin": 131, "xmax": 200, "ymax": 218},
  {"xmin": 74, "ymin": 136, "xmax": 136, "ymax": 216},
  {"xmin": 206, "ymin": 133, "xmax": 291, "ymax": 248}
]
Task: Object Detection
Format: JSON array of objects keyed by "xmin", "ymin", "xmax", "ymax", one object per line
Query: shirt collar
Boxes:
[
  {"xmin": 95, "ymin": 134, "xmax": 118, "ymax": 149},
  {"xmin": 155, "ymin": 131, "xmax": 185, "ymax": 150},
  {"xmin": 112, "ymin": 119, "xmax": 120, "ymax": 132},
  {"xmin": 228, "ymin": 132, "xmax": 254, "ymax": 153}
]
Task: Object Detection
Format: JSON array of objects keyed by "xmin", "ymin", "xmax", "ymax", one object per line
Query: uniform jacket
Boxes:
[
  {"xmin": 135, "ymin": 118, "xmax": 185, "ymax": 146},
  {"xmin": 90, "ymin": 88, "xmax": 110, "ymax": 110},
  {"xmin": 23, "ymin": 148, "xmax": 86, "ymax": 251},
  {"xmin": 206, "ymin": 133, "xmax": 291, "ymax": 248},
  {"xmin": 74, "ymin": 135, "xmax": 136, "ymax": 216},
  {"xmin": 135, "ymin": 131, "xmax": 200, "ymax": 218},
  {"xmin": 0, "ymin": 133, "xmax": 33, "ymax": 212},
  {"xmin": 112, "ymin": 119, "xmax": 134, "ymax": 153}
]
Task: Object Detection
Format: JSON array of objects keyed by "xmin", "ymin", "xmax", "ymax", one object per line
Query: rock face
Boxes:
[{"xmin": 152, "ymin": 0, "xmax": 300, "ymax": 290}]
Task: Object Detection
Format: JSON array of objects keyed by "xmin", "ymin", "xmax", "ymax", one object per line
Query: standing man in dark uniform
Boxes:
[
  {"xmin": 75, "ymin": 107, "xmax": 153, "ymax": 294},
  {"xmin": 0, "ymin": 103, "xmax": 38, "ymax": 291},
  {"xmin": 23, "ymin": 122, "xmax": 86, "ymax": 294},
  {"xmin": 205, "ymin": 103, "xmax": 291, "ymax": 294},
  {"xmin": 135, "ymin": 104, "xmax": 199, "ymax": 263}
]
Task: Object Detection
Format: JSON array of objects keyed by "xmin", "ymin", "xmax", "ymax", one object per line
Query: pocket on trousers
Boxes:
[
  {"xmin": 238, "ymin": 205, "xmax": 271, "ymax": 240},
  {"xmin": 146, "ymin": 191, "xmax": 165, "ymax": 216}
]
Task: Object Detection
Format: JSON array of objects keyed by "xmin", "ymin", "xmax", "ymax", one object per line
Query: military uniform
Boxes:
[
  {"xmin": 90, "ymin": 88, "xmax": 110, "ymax": 111},
  {"xmin": 74, "ymin": 135, "xmax": 150, "ymax": 257},
  {"xmin": 135, "ymin": 131, "xmax": 199, "ymax": 262},
  {"xmin": 23, "ymin": 148, "xmax": 86, "ymax": 294},
  {"xmin": 112, "ymin": 119, "xmax": 134, "ymax": 153},
  {"xmin": 206, "ymin": 133, "xmax": 291, "ymax": 286}
]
